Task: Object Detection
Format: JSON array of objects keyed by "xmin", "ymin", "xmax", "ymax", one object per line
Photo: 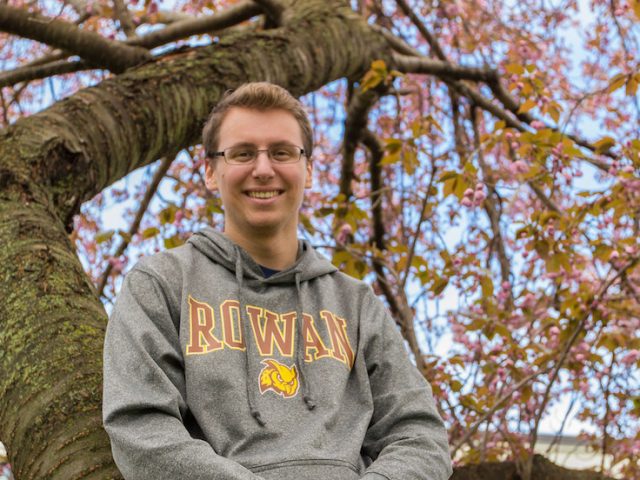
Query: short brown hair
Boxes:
[{"xmin": 202, "ymin": 82, "xmax": 313, "ymax": 160}]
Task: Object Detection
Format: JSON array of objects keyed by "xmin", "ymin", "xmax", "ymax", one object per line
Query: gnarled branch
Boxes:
[
  {"xmin": 128, "ymin": 0, "xmax": 262, "ymax": 49},
  {"xmin": 0, "ymin": 4, "xmax": 150, "ymax": 72}
]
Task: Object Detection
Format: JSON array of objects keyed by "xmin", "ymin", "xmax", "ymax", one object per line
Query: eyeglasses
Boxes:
[{"xmin": 212, "ymin": 145, "xmax": 307, "ymax": 165}]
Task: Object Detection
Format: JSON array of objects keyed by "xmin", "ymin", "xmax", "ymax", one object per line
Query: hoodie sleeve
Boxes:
[
  {"xmin": 103, "ymin": 268, "xmax": 263, "ymax": 480},
  {"xmin": 359, "ymin": 291, "xmax": 452, "ymax": 480}
]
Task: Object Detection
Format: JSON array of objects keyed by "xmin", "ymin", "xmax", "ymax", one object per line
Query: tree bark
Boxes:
[{"xmin": 0, "ymin": 1, "xmax": 390, "ymax": 478}]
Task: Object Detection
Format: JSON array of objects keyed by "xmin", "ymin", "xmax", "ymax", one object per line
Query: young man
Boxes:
[{"xmin": 103, "ymin": 83, "xmax": 452, "ymax": 480}]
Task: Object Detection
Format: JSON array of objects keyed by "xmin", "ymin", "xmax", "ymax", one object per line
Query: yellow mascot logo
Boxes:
[{"xmin": 259, "ymin": 359, "xmax": 299, "ymax": 398}]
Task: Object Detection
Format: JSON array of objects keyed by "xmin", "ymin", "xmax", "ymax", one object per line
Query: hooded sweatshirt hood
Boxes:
[{"xmin": 188, "ymin": 228, "xmax": 338, "ymax": 284}]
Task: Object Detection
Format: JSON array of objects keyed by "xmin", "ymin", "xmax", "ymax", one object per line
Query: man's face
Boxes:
[{"xmin": 205, "ymin": 107, "xmax": 312, "ymax": 242}]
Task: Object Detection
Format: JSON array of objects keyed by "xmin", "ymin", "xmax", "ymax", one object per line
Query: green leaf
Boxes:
[
  {"xmin": 164, "ymin": 235, "xmax": 184, "ymax": 249},
  {"xmin": 432, "ymin": 277, "xmax": 449, "ymax": 295},
  {"xmin": 594, "ymin": 136, "xmax": 615, "ymax": 153},
  {"xmin": 480, "ymin": 276, "xmax": 494, "ymax": 297},
  {"xmin": 505, "ymin": 63, "xmax": 525, "ymax": 75},
  {"xmin": 142, "ymin": 227, "xmax": 160, "ymax": 239},
  {"xmin": 118, "ymin": 230, "xmax": 132, "ymax": 243},
  {"xmin": 96, "ymin": 230, "xmax": 115, "ymax": 244},
  {"xmin": 608, "ymin": 73, "xmax": 627, "ymax": 93},
  {"xmin": 518, "ymin": 99, "xmax": 536, "ymax": 114},
  {"xmin": 159, "ymin": 205, "xmax": 177, "ymax": 225}
]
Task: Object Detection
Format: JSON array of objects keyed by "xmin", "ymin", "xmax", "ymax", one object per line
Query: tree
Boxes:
[{"xmin": 0, "ymin": 0, "xmax": 638, "ymax": 479}]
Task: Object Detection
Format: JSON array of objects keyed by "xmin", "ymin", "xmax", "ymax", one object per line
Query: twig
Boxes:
[
  {"xmin": 401, "ymin": 166, "xmax": 437, "ymax": 290},
  {"xmin": 369, "ymin": 23, "xmax": 421, "ymax": 56},
  {"xmin": 472, "ymin": 106, "xmax": 512, "ymax": 299},
  {"xmin": 112, "ymin": 0, "xmax": 137, "ymax": 38},
  {"xmin": 392, "ymin": 53, "xmax": 500, "ymax": 83},
  {"xmin": 528, "ymin": 256, "xmax": 640, "ymax": 473},
  {"xmin": 97, "ymin": 156, "xmax": 174, "ymax": 296},
  {"xmin": 451, "ymin": 365, "xmax": 553, "ymax": 457},
  {"xmin": 394, "ymin": 0, "xmax": 446, "ymax": 60}
]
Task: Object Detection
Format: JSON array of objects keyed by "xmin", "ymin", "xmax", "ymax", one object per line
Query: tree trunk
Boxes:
[{"xmin": 0, "ymin": 1, "xmax": 389, "ymax": 478}]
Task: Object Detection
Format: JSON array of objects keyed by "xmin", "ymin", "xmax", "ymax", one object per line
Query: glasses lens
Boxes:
[
  {"xmin": 269, "ymin": 145, "xmax": 300, "ymax": 163},
  {"xmin": 226, "ymin": 146, "xmax": 257, "ymax": 164}
]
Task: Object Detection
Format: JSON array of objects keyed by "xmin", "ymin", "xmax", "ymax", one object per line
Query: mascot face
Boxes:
[{"xmin": 259, "ymin": 359, "xmax": 299, "ymax": 398}]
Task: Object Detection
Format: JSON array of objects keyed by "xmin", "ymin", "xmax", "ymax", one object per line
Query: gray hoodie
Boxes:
[{"xmin": 103, "ymin": 228, "xmax": 452, "ymax": 480}]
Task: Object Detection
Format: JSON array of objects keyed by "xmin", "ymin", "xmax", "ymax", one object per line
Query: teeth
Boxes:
[{"xmin": 248, "ymin": 191, "xmax": 280, "ymax": 199}]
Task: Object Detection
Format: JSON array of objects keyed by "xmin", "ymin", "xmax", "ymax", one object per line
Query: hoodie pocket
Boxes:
[{"xmin": 254, "ymin": 460, "xmax": 360, "ymax": 480}]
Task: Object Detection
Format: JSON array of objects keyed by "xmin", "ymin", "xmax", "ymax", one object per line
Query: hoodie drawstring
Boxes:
[
  {"xmin": 234, "ymin": 246, "xmax": 317, "ymax": 426},
  {"xmin": 295, "ymin": 271, "xmax": 316, "ymax": 410},
  {"xmin": 236, "ymin": 249, "xmax": 267, "ymax": 427},
  {"xmin": 294, "ymin": 271, "xmax": 316, "ymax": 411}
]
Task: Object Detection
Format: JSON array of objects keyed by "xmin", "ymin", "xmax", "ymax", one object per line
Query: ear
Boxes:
[
  {"xmin": 304, "ymin": 159, "xmax": 313, "ymax": 189},
  {"xmin": 204, "ymin": 159, "xmax": 218, "ymax": 191}
]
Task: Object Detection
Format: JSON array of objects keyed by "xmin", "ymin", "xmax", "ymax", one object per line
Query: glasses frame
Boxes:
[{"xmin": 211, "ymin": 145, "xmax": 307, "ymax": 165}]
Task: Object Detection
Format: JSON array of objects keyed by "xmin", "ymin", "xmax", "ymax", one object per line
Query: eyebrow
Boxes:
[{"xmin": 225, "ymin": 141, "xmax": 298, "ymax": 149}]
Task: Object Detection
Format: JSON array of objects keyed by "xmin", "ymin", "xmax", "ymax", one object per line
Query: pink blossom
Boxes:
[
  {"xmin": 461, "ymin": 197, "xmax": 473, "ymax": 207},
  {"xmin": 336, "ymin": 223, "xmax": 353, "ymax": 244},
  {"xmin": 531, "ymin": 120, "xmax": 545, "ymax": 129},
  {"xmin": 621, "ymin": 349, "xmax": 640, "ymax": 366},
  {"xmin": 473, "ymin": 190, "xmax": 486, "ymax": 204},
  {"xmin": 508, "ymin": 160, "xmax": 529, "ymax": 175}
]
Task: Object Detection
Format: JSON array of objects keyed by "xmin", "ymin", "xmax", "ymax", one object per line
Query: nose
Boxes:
[{"xmin": 252, "ymin": 150, "xmax": 275, "ymax": 179}]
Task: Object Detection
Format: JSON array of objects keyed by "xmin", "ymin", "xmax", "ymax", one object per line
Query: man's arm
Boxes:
[
  {"xmin": 359, "ymin": 291, "xmax": 452, "ymax": 480},
  {"xmin": 103, "ymin": 269, "xmax": 263, "ymax": 480}
]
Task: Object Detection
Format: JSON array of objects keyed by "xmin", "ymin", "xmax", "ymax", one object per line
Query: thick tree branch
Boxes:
[
  {"xmin": 128, "ymin": 0, "xmax": 262, "ymax": 49},
  {"xmin": 362, "ymin": 130, "xmax": 385, "ymax": 251},
  {"xmin": 252, "ymin": 0, "xmax": 285, "ymax": 27},
  {"xmin": 96, "ymin": 156, "xmax": 174, "ymax": 297},
  {"xmin": 5, "ymin": 0, "xmax": 390, "ymax": 227},
  {"xmin": 0, "ymin": 2, "xmax": 262, "ymax": 88},
  {"xmin": 0, "ymin": 4, "xmax": 150, "ymax": 72},
  {"xmin": 358, "ymin": 128, "xmax": 428, "ymax": 375},
  {"xmin": 341, "ymin": 86, "xmax": 382, "ymax": 198},
  {"xmin": 0, "ymin": 59, "xmax": 88, "ymax": 88},
  {"xmin": 393, "ymin": 53, "xmax": 500, "ymax": 83}
]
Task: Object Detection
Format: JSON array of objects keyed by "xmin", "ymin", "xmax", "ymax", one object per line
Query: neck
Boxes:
[{"xmin": 224, "ymin": 228, "xmax": 299, "ymax": 270}]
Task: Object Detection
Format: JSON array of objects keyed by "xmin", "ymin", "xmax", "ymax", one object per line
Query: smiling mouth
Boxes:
[{"xmin": 246, "ymin": 190, "xmax": 283, "ymax": 199}]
